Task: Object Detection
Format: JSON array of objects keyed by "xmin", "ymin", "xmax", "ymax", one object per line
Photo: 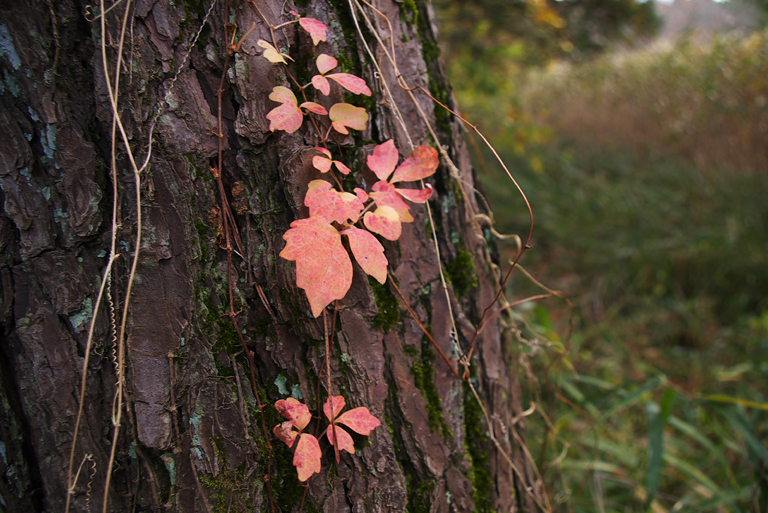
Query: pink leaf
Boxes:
[
  {"xmin": 273, "ymin": 421, "xmax": 298, "ymax": 448},
  {"xmin": 334, "ymin": 161, "xmax": 351, "ymax": 175},
  {"xmin": 336, "ymin": 407, "xmax": 381, "ymax": 436},
  {"xmin": 267, "ymin": 102, "xmax": 303, "ymax": 133},
  {"xmin": 269, "ymin": 86, "xmax": 298, "ymax": 106},
  {"xmin": 325, "ymin": 425, "xmax": 356, "ymax": 454},
  {"xmin": 279, "ymin": 216, "xmax": 352, "ymax": 317},
  {"xmin": 304, "ymin": 180, "xmax": 364, "ymax": 224},
  {"xmin": 316, "ymin": 54, "xmax": 338, "ymax": 74},
  {"xmin": 390, "ymin": 145, "xmax": 439, "ymax": 183},
  {"xmin": 323, "ymin": 396, "xmax": 346, "ymax": 421},
  {"xmin": 299, "ymin": 17, "xmax": 328, "ymax": 46},
  {"xmin": 343, "ymin": 227, "xmax": 388, "ymax": 283},
  {"xmin": 367, "ymin": 140, "xmax": 399, "ymax": 181},
  {"xmin": 327, "ymin": 73, "xmax": 372, "ymax": 96},
  {"xmin": 315, "ymin": 147, "xmax": 332, "ymax": 158},
  {"xmin": 354, "ymin": 187, "xmax": 369, "ymax": 203},
  {"xmin": 370, "ymin": 181, "xmax": 413, "ymax": 223},
  {"xmin": 396, "ymin": 183, "xmax": 433, "ymax": 203},
  {"xmin": 329, "ymin": 103, "xmax": 368, "ymax": 134},
  {"xmin": 275, "ymin": 398, "xmax": 312, "ymax": 431},
  {"xmin": 312, "ymin": 155, "xmax": 333, "ymax": 173},
  {"xmin": 294, "ymin": 434, "xmax": 322, "ymax": 482},
  {"xmin": 300, "ymin": 101, "xmax": 328, "ymax": 115},
  {"xmin": 363, "ymin": 207, "xmax": 402, "ymax": 241},
  {"xmin": 311, "ymin": 74, "xmax": 331, "ymax": 96}
]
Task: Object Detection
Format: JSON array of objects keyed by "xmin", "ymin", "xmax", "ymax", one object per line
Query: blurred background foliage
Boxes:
[{"xmin": 432, "ymin": 0, "xmax": 768, "ymax": 510}]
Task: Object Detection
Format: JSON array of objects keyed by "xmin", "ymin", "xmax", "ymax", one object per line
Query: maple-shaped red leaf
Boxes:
[
  {"xmin": 367, "ymin": 139, "xmax": 399, "ymax": 181},
  {"xmin": 300, "ymin": 102, "xmax": 328, "ymax": 115},
  {"xmin": 390, "ymin": 145, "xmax": 439, "ymax": 183},
  {"xmin": 343, "ymin": 227, "xmax": 388, "ymax": 283},
  {"xmin": 316, "ymin": 54, "xmax": 338, "ymax": 74},
  {"xmin": 294, "ymin": 433, "xmax": 322, "ymax": 481},
  {"xmin": 394, "ymin": 183, "xmax": 433, "ymax": 203},
  {"xmin": 329, "ymin": 103, "xmax": 368, "ymax": 134},
  {"xmin": 299, "ymin": 17, "xmax": 327, "ymax": 45},
  {"xmin": 267, "ymin": 86, "xmax": 303, "ymax": 133},
  {"xmin": 311, "ymin": 74, "xmax": 331, "ymax": 95},
  {"xmin": 304, "ymin": 180, "xmax": 363, "ymax": 224},
  {"xmin": 275, "ymin": 398, "xmax": 312, "ymax": 431},
  {"xmin": 369, "ymin": 181, "xmax": 413, "ymax": 223},
  {"xmin": 363, "ymin": 207, "xmax": 402, "ymax": 241},
  {"xmin": 273, "ymin": 420, "xmax": 298, "ymax": 448},
  {"xmin": 280, "ymin": 216, "xmax": 352, "ymax": 317},
  {"xmin": 325, "ymin": 424, "xmax": 356, "ymax": 453},
  {"xmin": 336, "ymin": 407, "xmax": 381, "ymax": 435},
  {"xmin": 327, "ymin": 73, "xmax": 372, "ymax": 96}
]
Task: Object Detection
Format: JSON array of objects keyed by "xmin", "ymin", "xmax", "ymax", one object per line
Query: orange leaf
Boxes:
[
  {"xmin": 329, "ymin": 103, "xmax": 368, "ymax": 134},
  {"xmin": 294, "ymin": 434, "xmax": 322, "ymax": 481},
  {"xmin": 343, "ymin": 227, "xmax": 388, "ymax": 283},
  {"xmin": 273, "ymin": 421, "xmax": 298, "ymax": 448},
  {"xmin": 327, "ymin": 73, "xmax": 372, "ymax": 96},
  {"xmin": 299, "ymin": 17, "xmax": 327, "ymax": 45},
  {"xmin": 367, "ymin": 140, "xmax": 399, "ymax": 181},
  {"xmin": 304, "ymin": 180, "xmax": 364, "ymax": 224},
  {"xmin": 390, "ymin": 145, "xmax": 439, "ymax": 183},
  {"xmin": 316, "ymin": 54, "xmax": 338, "ymax": 74},
  {"xmin": 370, "ymin": 181, "xmax": 413, "ymax": 223},
  {"xmin": 395, "ymin": 183, "xmax": 433, "ymax": 203},
  {"xmin": 275, "ymin": 398, "xmax": 312, "ymax": 431},
  {"xmin": 325, "ymin": 425, "xmax": 356, "ymax": 453},
  {"xmin": 336, "ymin": 407, "xmax": 381, "ymax": 436},
  {"xmin": 363, "ymin": 206, "xmax": 402, "ymax": 241},
  {"xmin": 311, "ymin": 74, "xmax": 330, "ymax": 96},
  {"xmin": 280, "ymin": 216, "xmax": 352, "ymax": 317}
]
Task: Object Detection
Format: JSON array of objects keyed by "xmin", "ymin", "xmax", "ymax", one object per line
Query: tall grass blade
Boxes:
[
  {"xmin": 602, "ymin": 375, "xmax": 665, "ymax": 419},
  {"xmin": 645, "ymin": 388, "xmax": 676, "ymax": 510}
]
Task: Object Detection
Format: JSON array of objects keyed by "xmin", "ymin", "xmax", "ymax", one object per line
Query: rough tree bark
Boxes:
[{"xmin": 0, "ymin": 0, "xmax": 537, "ymax": 511}]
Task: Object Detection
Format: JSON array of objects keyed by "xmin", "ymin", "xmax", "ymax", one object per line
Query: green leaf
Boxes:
[{"xmin": 644, "ymin": 387, "xmax": 675, "ymax": 509}]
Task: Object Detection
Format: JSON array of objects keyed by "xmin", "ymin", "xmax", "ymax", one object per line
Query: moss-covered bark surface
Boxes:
[{"xmin": 0, "ymin": 0, "xmax": 535, "ymax": 511}]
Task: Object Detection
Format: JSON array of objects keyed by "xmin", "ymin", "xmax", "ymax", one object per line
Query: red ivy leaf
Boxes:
[
  {"xmin": 367, "ymin": 139, "xmax": 399, "ymax": 181},
  {"xmin": 334, "ymin": 161, "xmax": 351, "ymax": 175},
  {"xmin": 311, "ymin": 74, "xmax": 331, "ymax": 96},
  {"xmin": 336, "ymin": 407, "xmax": 381, "ymax": 436},
  {"xmin": 363, "ymin": 207, "xmax": 402, "ymax": 241},
  {"xmin": 354, "ymin": 187, "xmax": 369, "ymax": 203},
  {"xmin": 279, "ymin": 216, "xmax": 352, "ymax": 317},
  {"xmin": 304, "ymin": 180, "xmax": 363, "ymax": 224},
  {"xmin": 390, "ymin": 145, "xmax": 439, "ymax": 183},
  {"xmin": 370, "ymin": 181, "xmax": 413, "ymax": 223},
  {"xmin": 316, "ymin": 54, "xmax": 338, "ymax": 74},
  {"xmin": 323, "ymin": 396, "xmax": 346, "ymax": 421},
  {"xmin": 325, "ymin": 425, "xmax": 355, "ymax": 453},
  {"xmin": 312, "ymin": 155, "xmax": 333, "ymax": 173},
  {"xmin": 267, "ymin": 86, "xmax": 302, "ymax": 133},
  {"xmin": 300, "ymin": 101, "xmax": 328, "ymax": 115},
  {"xmin": 275, "ymin": 398, "xmax": 312, "ymax": 431},
  {"xmin": 329, "ymin": 103, "xmax": 368, "ymax": 134},
  {"xmin": 273, "ymin": 420, "xmax": 298, "ymax": 448},
  {"xmin": 299, "ymin": 17, "xmax": 327, "ymax": 46},
  {"xmin": 394, "ymin": 183, "xmax": 433, "ymax": 203},
  {"xmin": 327, "ymin": 73, "xmax": 372, "ymax": 96},
  {"xmin": 343, "ymin": 227, "xmax": 388, "ymax": 283},
  {"xmin": 294, "ymin": 434, "xmax": 322, "ymax": 481}
]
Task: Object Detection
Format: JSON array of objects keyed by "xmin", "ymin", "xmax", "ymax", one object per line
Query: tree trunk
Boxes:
[{"xmin": 0, "ymin": 0, "xmax": 537, "ymax": 511}]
